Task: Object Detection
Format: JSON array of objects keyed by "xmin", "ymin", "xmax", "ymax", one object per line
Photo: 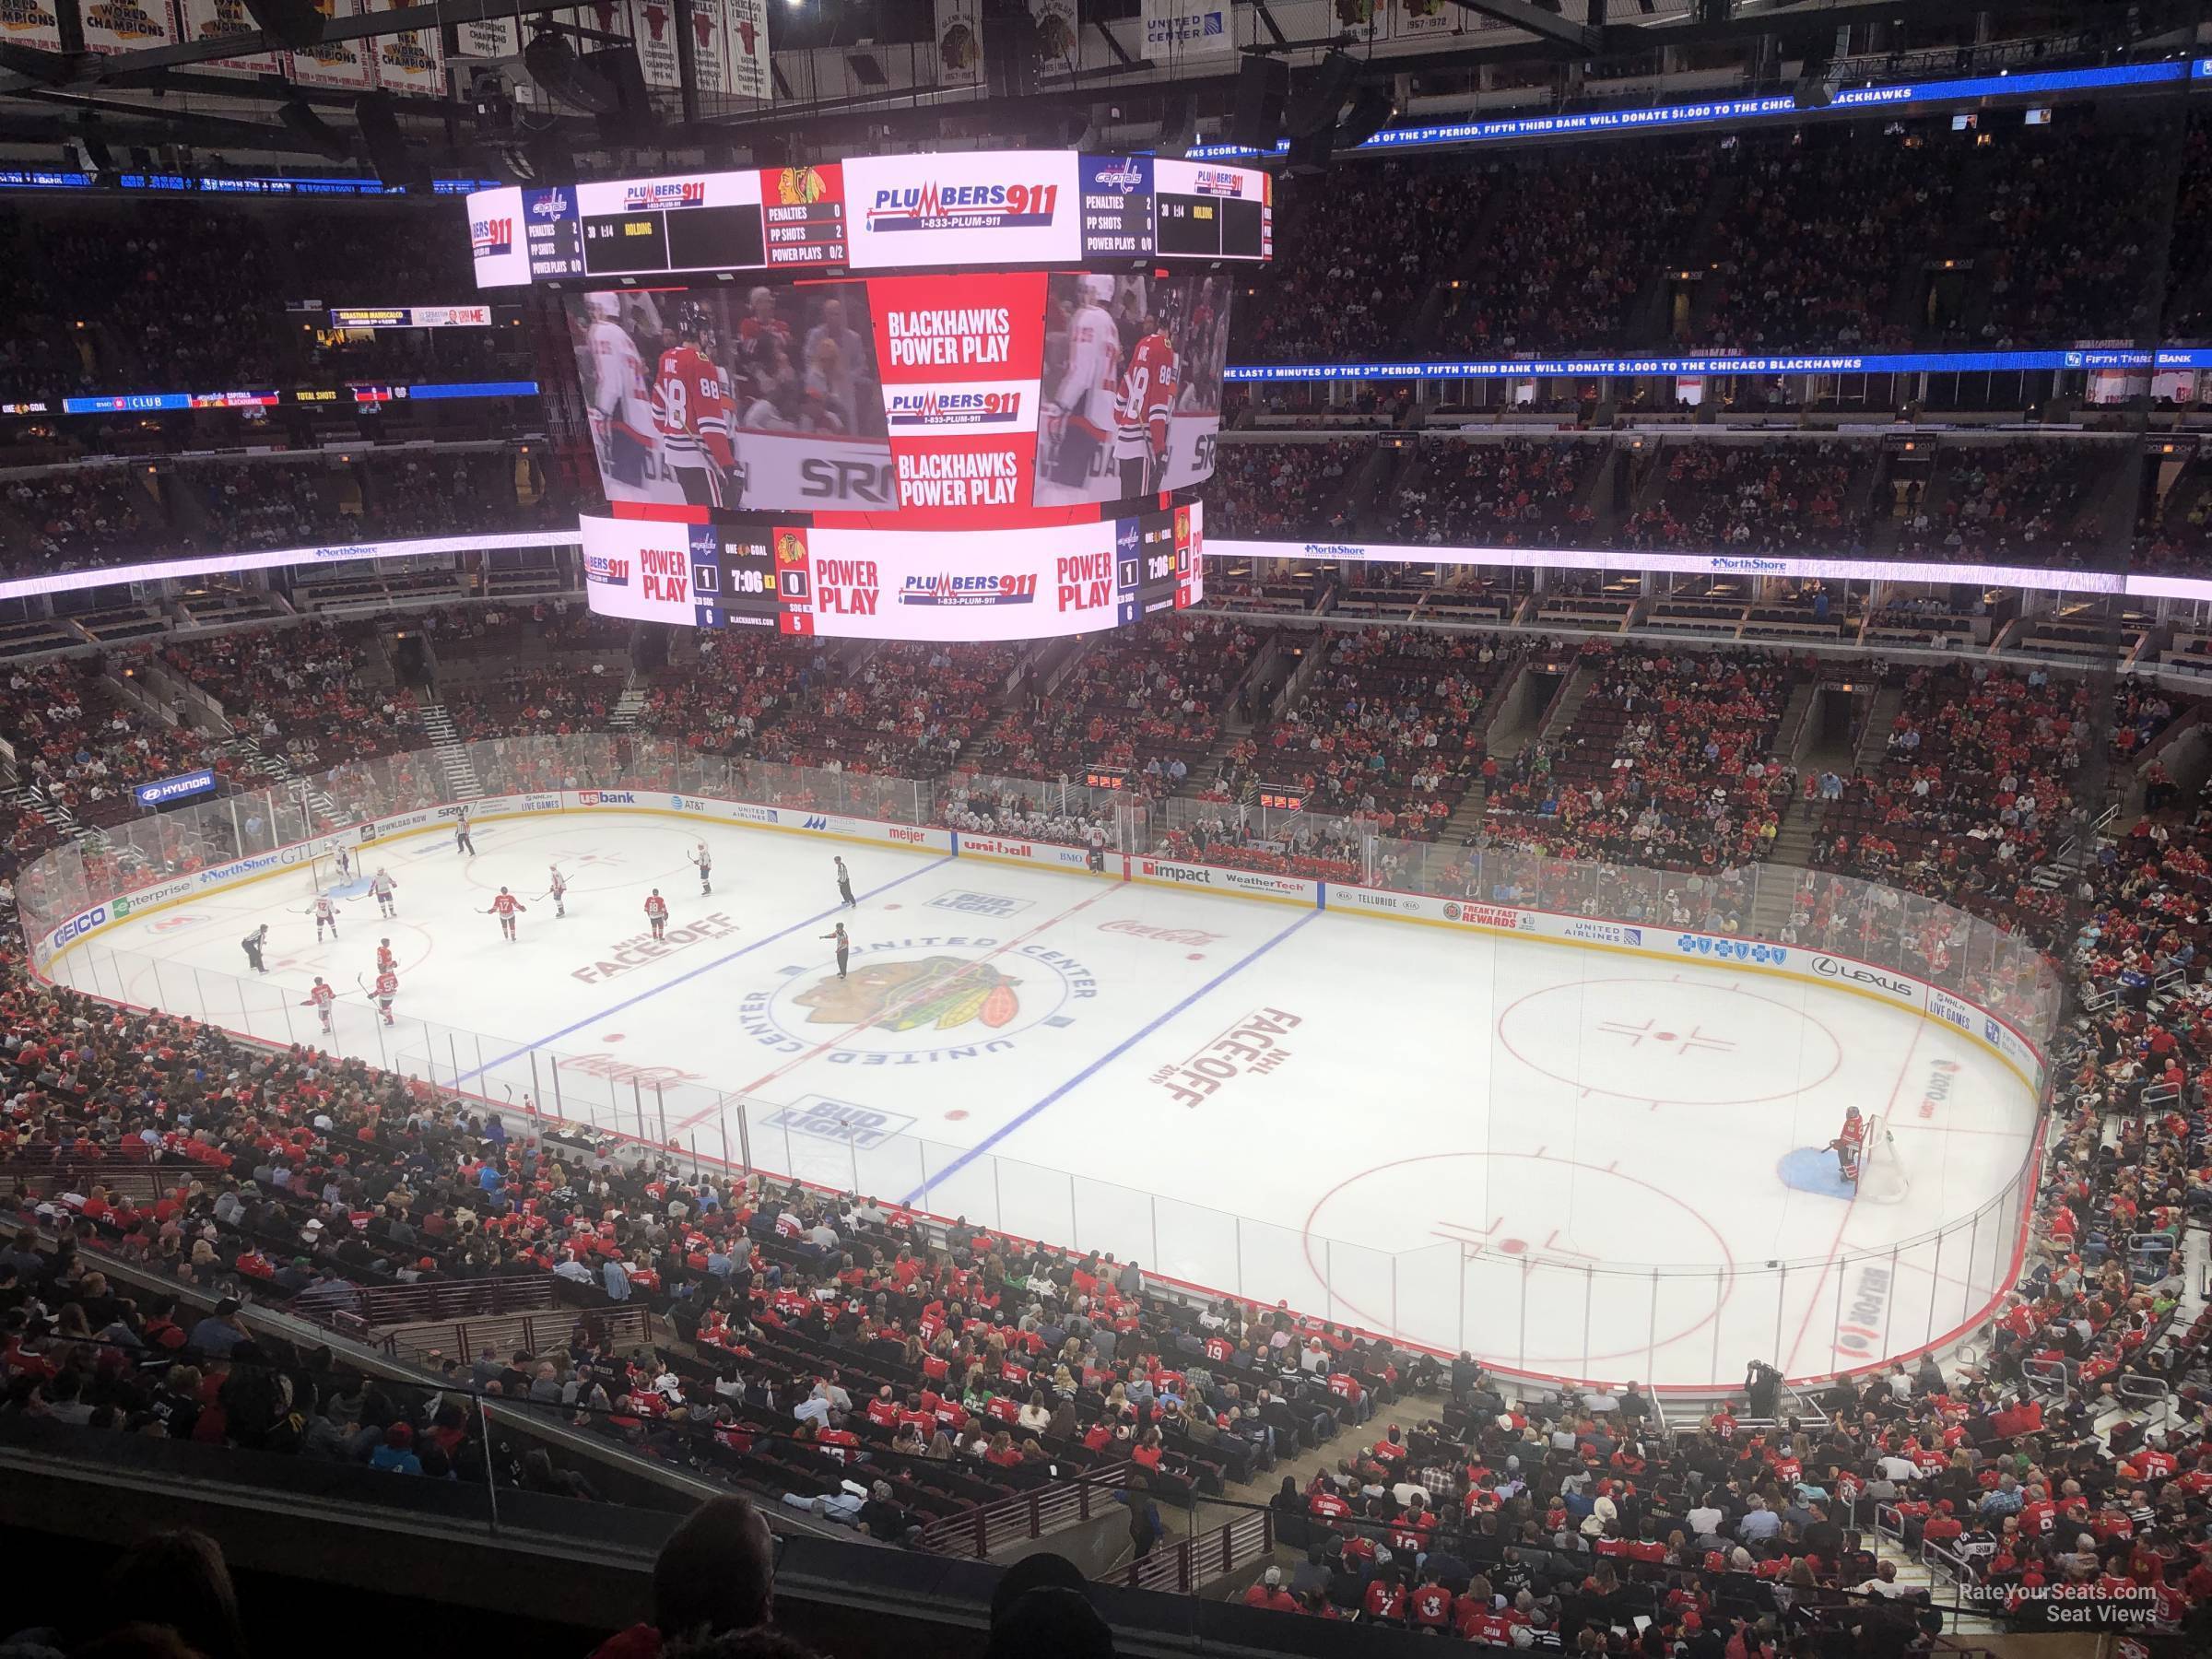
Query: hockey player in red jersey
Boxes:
[
  {"xmin": 376, "ymin": 937, "xmax": 396, "ymax": 974},
  {"xmin": 1830, "ymin": 1104, "xmax": 1867, "ymax": 1183},
  {"xmin": 371, "ymin": 968, "xmax": 398, "ymax": 1026},
  {"xmin": 653, "ymin": 303, "xmax": 738, "ymax": 508},
  {"xmin": 486, "ymin": 886, "xmax": 527, "ymax": 942},
  {"xmin": 301, "ymin": 976, "xmax": 335, "ymax": 1035},
  {"xmin": 644, "ymin": 888, "xmax": 669, "ymax": 941},
  {"xmin": 1115, "ymin": 312, "xmax": 1179, "ymax": 500}
]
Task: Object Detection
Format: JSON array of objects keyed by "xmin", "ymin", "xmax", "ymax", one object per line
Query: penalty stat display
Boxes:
[
  {"xmin": 580, "ymin": 501, "xmax": 1204, "ymax": 643},
  {"xmin": 468, "ymin": 151, "xmax": 1271, "ymax": 287}
]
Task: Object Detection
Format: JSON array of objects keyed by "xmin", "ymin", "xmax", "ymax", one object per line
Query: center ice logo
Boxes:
[
  {"xmin": 801, "ymin": 954, "xmax": 1023, "ymax": 1032},
  {"xmin": 739, "ymin": 938, "xmax": 1097, "ymax": 1063}
]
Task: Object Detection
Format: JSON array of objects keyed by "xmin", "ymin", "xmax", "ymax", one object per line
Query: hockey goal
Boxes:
[{"xmin": 1853, "ymin": 1115, "xmax": 1911, "ymax": 1204}]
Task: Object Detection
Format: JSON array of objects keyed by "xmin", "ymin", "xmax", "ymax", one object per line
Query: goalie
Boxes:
[{"xmin": 1830, "ymin": 1104, "xmax": 1893, "ymax": 1189}]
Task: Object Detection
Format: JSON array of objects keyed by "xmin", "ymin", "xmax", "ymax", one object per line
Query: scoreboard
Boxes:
[
  {"xmin": 469, "ymin": 151, "xmax": 1270, "ymax": 288},
  {"xmin": 581, "ymin": 501, "xmax": 1206, "ymax": 642}
]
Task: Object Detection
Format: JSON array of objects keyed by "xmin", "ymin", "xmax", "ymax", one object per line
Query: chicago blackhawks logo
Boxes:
[
  {"xmin": 795, "ymin": 955, "xmax": 1022, "ymax": 1032},
  {"xmin": 740, "ymin": 938, "xmax": 1098, "ymax": 1063}
]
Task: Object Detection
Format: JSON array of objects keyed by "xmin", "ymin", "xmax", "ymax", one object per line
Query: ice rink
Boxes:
[{"xmin": 52, "ymin": 814, "xmax": 2044, "ymax": 1388}]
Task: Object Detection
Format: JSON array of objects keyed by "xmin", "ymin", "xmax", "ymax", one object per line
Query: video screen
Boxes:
[
  {"xmin": 561, "ymin": 269, "xmax": 1231, "ymax": 518},
  {"xmin": 566, "ymin": 280, "xmax": 890, "ymax": 514},
  {"xmin": 1034, "ymin": 270, "xmax": 1231, "ymax": 507}
]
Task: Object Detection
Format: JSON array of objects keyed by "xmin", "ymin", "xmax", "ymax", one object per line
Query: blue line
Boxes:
[
  {"xmin": 902, "ymin": 907, "xmax": 1320, "ymax": 1206},
  {"xmin": 451, "ymin": 854, "xmax": 954, "ymax": 1085}
]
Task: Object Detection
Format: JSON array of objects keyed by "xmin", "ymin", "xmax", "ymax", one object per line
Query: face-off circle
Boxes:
[
  {"xmin": 1497, "ymin": 977, "xmax": 1841, "ymax": 1106},
  {"xmin": 744, "ymin": 938, "xmax": 1094, "ymax": 1063},
  {"xmin": 1302, "ymin": 1150, "xmax": 1737, "ymax": 1368}
]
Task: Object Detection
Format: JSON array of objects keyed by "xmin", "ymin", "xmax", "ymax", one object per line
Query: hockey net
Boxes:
[{"xmin": 1854, "ymin": 1115, "xmax": 1911, "ymax": 1204}]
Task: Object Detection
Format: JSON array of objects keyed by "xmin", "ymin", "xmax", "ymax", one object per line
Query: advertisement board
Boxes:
[
  {"xmin": 841, "ymin": 151, "xmax": 1083, "ymax": 270},
  {"xmin": 133, "ymin": 768, "xmax": 218, "ymax": 807},
  {"xmin": 577, "ymin": 500, "xmax": 1201, "ymax": 641},
  {"xmin": 952, "ymin": 833, "xmax": 1099, "ymax": 870}
]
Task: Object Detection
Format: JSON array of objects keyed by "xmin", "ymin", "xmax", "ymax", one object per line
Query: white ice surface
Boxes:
[{"xmin": 55, "ymin": 817, "xmax": 2041, "ymax": 1386}]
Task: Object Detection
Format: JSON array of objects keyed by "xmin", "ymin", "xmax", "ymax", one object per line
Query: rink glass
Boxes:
[{"xmin": 16, "ymin": 737, "xmax": 2059, "ymax": 1392}]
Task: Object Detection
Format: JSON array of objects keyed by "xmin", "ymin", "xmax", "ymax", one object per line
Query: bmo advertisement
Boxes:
[{"xmin": 579, "ymin": 502, "xmax": 1205, "ymax": 642}]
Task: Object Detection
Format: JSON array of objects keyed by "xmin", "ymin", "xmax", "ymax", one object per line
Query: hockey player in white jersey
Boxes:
[
  {"xmin": 1044, "ymin": 275, "xmax": 1122, "ymax": 491},
  {"xmin": 584, "ymin": 293, "xmax": 661, "ymax": 496},
  {"xmin": 312, "ymin": 891, "xmax": 339, "ymax": 942},
  {"xmin": 370, "ymin": 866, "xmax": 397, "ymax": 918}
]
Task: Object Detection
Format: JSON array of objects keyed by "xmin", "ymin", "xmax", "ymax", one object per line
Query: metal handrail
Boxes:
[{"xmin": 915, "ymin": 1463, "xmax": 1135, "ymax": 1560}]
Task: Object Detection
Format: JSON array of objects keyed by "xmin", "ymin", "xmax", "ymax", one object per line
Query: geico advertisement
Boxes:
[{"xmin": 843, "ymin": 151, "xmax": 1082, "ymax": 270}]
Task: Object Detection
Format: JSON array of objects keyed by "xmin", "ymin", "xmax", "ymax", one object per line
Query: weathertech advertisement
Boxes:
[
  {"xmin": 576, "ymin": 501, "xmax": 1203, "ymax": 641},
  {"xmin": 563, "ymin": 270, "xmax": 1233, "ymax": 519}
]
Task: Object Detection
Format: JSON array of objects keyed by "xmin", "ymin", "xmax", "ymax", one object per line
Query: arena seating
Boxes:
[
  {"xmin": 979, "ymin": 616, "xmax": 1267, "ymax": 791},
  {"xmin": 1372, "ymin": 440, "xmax": 1601, "ymax": 548},
  {"xmin": 1234, "ymin": 159, "xmax": 1485, "ymax": 361},
  {"xmin": 1483, "ymin": 643, "xmax": 1798, "ymax": 872},
  {"xmin": 1626, "ymin": 441, "xmax": 1875, "ymax": 557},
  {"xmin": 1897, "ymin": 443, "xmax": 2109, "ymax": 566},
  {"xmin": 1208, "ymin": 629, "xmax": 1529, "ymax": 842},
  {"xmin": 1207, "ymin": 440, "xmax": 1367, "ymax": 537}
]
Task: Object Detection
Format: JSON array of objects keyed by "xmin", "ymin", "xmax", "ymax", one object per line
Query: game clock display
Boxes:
[
  {"xmin": 469, "ymin": 151, "xmax": 1269, "ymax": 288},
  {"xmin": 580, "ymin": 501, "xmax": 1205, "ymax": 642}
]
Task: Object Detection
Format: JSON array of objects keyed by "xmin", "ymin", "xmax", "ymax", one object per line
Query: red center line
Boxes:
[
  {"xmin": 1781, "ymin": 1016, "xmax": 1924, "ymax": 1376},
  {"xmin": 668, "ymin": 887, "xmax": 1113, "ymax": 1135}
]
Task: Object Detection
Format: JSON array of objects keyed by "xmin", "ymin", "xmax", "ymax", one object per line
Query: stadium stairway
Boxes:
[
  {"xmin": 417, "ymin": 697, "xmax": 486, "ymax": 801},
  {"xmin": 606, "ymin": 682, "xmax": 649, "ymax": 732},
  {"xmin": 2, "ymin": 782, "xmax": 77, "ymax": 846},
  {"xmin": 218, "ymin": 735, "xmax": 358, "ymax": 828}
]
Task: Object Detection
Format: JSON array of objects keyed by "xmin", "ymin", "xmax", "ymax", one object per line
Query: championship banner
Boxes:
[
  {"xmin": 724, "ymin": 0, "xmax": 770, "ymax": 100},
  {"xmin": 688, "ymin": 0, "xmax": 732, "ymax": 96},
  {"xmin": 290, "ymin": 0, "xmax": 374, "ymax": 90},
  {"xmin": 0, "ymin": 0, "xmax": 63, "ymax": 51},
  {"xmin": 452, "ymin": 16, "xmax": 519, "ymax": 56},
  {"xmin": 367, "ymin": 0, "xmax": 442, "ymax": 94},
  {"xmin": 1140, "ymin": 0, "xmax": 1231, "ymax": 63},
  {"xmin": 631, "ymin": 0, "xmax": 682, "ymax": 88},
  {"xmin": 80, "ymin": 0, "xmax": 177, "ymax": 53},
  {"xmin": 174, "ymin": 0, "xmax": 281, "ymax": 75},
  {"xmin": 932, "ymin": 0, "xmax": 982, "ymax": 86}
]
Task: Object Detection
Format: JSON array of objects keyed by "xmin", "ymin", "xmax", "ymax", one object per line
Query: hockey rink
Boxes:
[{"xmin": 50, "ymin": 814, "xmax": 2044, "ymax": 1388}]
